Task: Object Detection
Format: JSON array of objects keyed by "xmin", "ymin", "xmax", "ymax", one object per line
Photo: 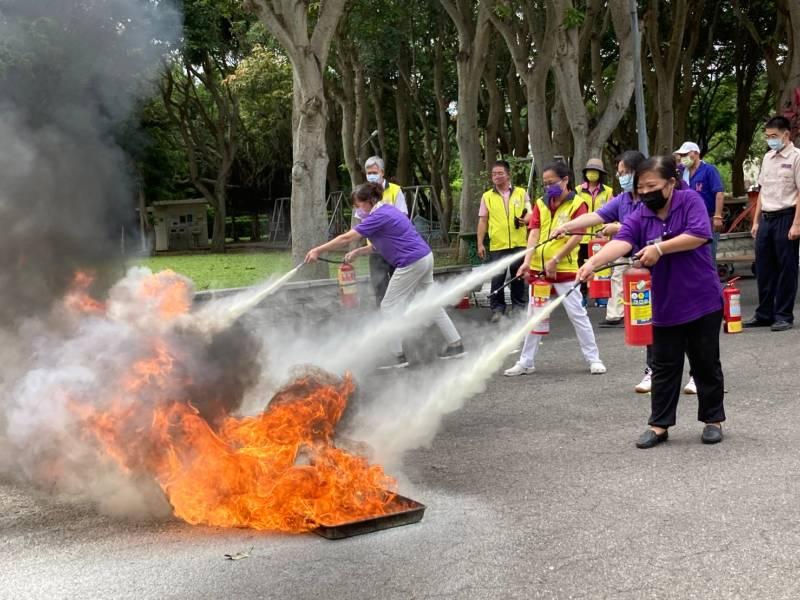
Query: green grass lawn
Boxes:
[{"xmin": 131, "ymin": 249, "xmax": 463, "ymax": 291}]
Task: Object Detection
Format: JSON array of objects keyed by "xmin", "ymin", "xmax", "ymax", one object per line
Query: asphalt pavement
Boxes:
[{"xmin": 3, "ymin": 276, "xmax": 800, "ymax": 600}]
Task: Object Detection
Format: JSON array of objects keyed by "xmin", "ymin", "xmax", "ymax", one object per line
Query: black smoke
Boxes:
[{"xmin": 0, "ymin": 0, "xmax": 181, "ymax": 324}]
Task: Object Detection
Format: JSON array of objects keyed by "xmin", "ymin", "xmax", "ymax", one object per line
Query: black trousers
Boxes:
[
  {"xmin": 369, "ymin": 253, "xmax": 395, "ymax": 307},
  {"xmin": 649, "ymin": 310, "xmax": 725, "ymax": 428},
  {"xmin": 578, "ymin": 243, "xmax": 589, "ymax": 298},
  {"xmin": 488, "ymin": 248, "xmax": 527, "ymax": 312},
  {"xmin": 755, "ymin": 210, "xmax": 800, "ymax": 323}
]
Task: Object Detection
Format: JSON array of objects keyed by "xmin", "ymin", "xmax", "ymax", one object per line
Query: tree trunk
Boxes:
[
  {"xmin": 211, "ymin": 178, "xmax": 227, "ymax": 252},
  {"xmin": 779, "ymin": 0, "xmax": 800, "ymax": 114},
  {"xmin": 550, "ymin": 86, "xmax": 572, "ymax": 160},
  {"xmin": 506, "ymin": 66, "xmax": 528, "ymax": 158},
  {"xmin": 644, "ymin": 0, "xmax": 690, "ymax": 154},
  {"xmin": 439, "ymin": 1, "xmax": 492, "ymax": 257},
  {"xmin": 484, "ymin": 52, "xmax": 503, "ymax": 172},
  {"xmin": 395, "ymin": 78, "xmax": 413, "ymax": 186},
  {"xmin": 290, "ymin": 71, "xmax": 330, "ymax": 275},
  {"xmin": 551, "ymin": 0, "xmax": 634, "ymax": 177},
  {"xmin": 246, "ymin": 0, "xmax": 346, "ymax": 278}
]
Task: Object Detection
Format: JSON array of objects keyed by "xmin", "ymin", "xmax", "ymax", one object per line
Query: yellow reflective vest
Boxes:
[
  {"xmin": 383, "ymin": 182, "xmax": 402, "ymax": 206},
  {"xmin": 481, "ymin": 186, "xmax": 529, "ymax": 251},
  {"xmin": 576, "ymin": 183, "xmax": 613, "ymax": 242},
  {"xmin": 531, "ymin": 194, "xmax": 589, "ymax": 273}
]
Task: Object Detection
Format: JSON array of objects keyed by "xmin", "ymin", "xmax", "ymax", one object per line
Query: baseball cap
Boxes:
[{"xmin": 674, "ymin": 141, "xmax": 700, "ymax": 155}]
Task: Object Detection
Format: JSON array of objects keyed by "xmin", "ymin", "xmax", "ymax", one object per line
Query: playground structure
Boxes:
[{"xmin": 265, "ymin": 185, "xmax": 449, "ymax": 249}]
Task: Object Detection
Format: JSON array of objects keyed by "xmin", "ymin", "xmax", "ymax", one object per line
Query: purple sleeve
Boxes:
[
  {"xmin": 353, "ymin": 212, "xmax": 385, "ymax": 238},
  {"xmin": 595, "ymin": 194, "xmax": 622, "ymax": 223},
  {"xmin": 680, "ymin": 190, "xmax": 713, "ymax": 239},
  {"xmin": 614, "ymin": 210, "xmax": 643, "ymax": 248}
]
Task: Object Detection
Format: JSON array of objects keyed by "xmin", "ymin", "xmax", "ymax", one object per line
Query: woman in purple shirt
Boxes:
[
  {"xmin": 305, "ymin": 182, "xmax": 465, "ymax": 369},
  {"xmin": 577, "ymin": 156, "xmax": 725, "ymax": 449}
]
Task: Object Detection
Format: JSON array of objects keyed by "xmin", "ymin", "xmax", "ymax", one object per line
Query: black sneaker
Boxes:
[
  {"xmin": 438, "ymin": 343, "xmax": 466, "ymax": 360},
  {"xmin": 378, "ymin": 354, "xmax": 409, "ymax": 369},
  {"xmin": 598, "ymin": 318, "xmax": 623, "ymax": 328}
]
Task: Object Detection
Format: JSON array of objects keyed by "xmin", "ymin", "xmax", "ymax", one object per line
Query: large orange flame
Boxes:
[{"xmin": 69, "ymin": 270, "xmax": 399, "ymax": 532}]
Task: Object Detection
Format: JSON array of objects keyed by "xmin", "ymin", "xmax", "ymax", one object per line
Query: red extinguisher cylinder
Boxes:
[
  {"xmin": 723, "ymin": 277, "xmax": 742, "ymax": 333},
  {"xmin": 338, "ymin": 262, "xmax": 360, "ymax": 308},
  {"xmin": 588, "ymin": 239, "xmax": 612, "ymax": 299},
  {"xmin": 530, "ymin": 278, "xmax": 552, "ymax": 335},
  {"xmin": 623, "ymin": 266, "xmax": 653, "ymax": 346}
]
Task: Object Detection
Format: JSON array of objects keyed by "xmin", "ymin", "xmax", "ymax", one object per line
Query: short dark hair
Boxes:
[
  {"xmin": 633, "ymin": 156, "xmax": 679, "ymax": 192},
  {"xmin": 351, "ymin": 182, "xmax": 383, "ymax": 206},
  {"xmin": 766, "ymin": 115, "xmax": 791, "ymax": 132},
  {"xmin": 492, "ymin": 160, "xmax": 511, "ymax": 174},
  {"xmin": 541, "ymin": 161, "xmax": 574, "ymax": 191},
  {"xmin": 616, "ymin": 150, "xmax": 646, "ymax": 173}
]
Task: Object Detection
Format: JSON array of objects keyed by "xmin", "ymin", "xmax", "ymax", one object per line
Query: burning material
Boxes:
[{"xmin": 55, "ymin": 267, "xmax": 409, "ymax": 533}]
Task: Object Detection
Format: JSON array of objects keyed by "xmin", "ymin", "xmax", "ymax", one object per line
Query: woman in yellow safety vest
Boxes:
[
  {"xmin": 504, "ymin": 161, "xmax": 606, "ymax": 376},
  {"xmin": 576, "ymin": 158, "xmax": 614, "ymax": 307}
]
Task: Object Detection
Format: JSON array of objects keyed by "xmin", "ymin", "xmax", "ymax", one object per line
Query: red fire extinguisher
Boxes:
[
  {"xmin": 588, "ymin": 239, "xmax": 612, "ymax": 299},
  {"xmin": 723, "ymin": 277, "xmax": 742, "ymax": 333},
  {"xmin": 623, "ymin": 265, "xmax": 653, "ymax": 346},
  {"xmin": 337, "ymin": 262, "xmax": 359, "ymax": 308},
  {"xmin": 530, "ymin": 277, "xmax": 552, "ymax": 335}
]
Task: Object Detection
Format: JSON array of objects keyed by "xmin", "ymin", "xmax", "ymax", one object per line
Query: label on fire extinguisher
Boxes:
[
  {"xmin": 728, "ymin": 293, "xmax": 741, "ymax": 318},
  {"xmin": 531, "ymin": 281, "xmax": 551, "ymax": 335},
  {"xmin": 628, "ymin": 279, "xmax": 652, "ymax": 325}
]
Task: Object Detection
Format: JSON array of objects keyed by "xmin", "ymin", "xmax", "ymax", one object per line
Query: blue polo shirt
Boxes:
[{"xmin": 686, "ymin": 161, "xmax": 724, "ymax": 216}]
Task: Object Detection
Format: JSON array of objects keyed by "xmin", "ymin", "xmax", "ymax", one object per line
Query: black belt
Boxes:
[{"xmin": 761, "ymin": 207, "xmax": 795, "ymax": 219}]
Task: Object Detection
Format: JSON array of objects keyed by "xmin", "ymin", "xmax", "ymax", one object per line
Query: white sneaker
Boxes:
[
  {"xmin": 504, "ymin": 363, "xmax": 535, "ymax": 377},
  {"xmin": 635, "ymin": 368, "xmax": 652, "ymax": 393},
  {"xmin": 683, "ymin": 377, "xmax": 697, "ymax": 395},
  {"xmin": 589, "ymin": 361, "xmax": 607, "ymax": 374}
]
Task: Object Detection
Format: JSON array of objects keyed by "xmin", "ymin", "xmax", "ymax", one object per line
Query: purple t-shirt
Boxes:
[
  {"xmin": 354, "ymin": 204, "xmax": 431, "ymax": 268},
  {"xmin": 614, "ymin": 189, "xmax": 722, "ymax": 327},
  {"xmin": 596, "ymin": 191, "xmax": 641, "ymax": 226}
]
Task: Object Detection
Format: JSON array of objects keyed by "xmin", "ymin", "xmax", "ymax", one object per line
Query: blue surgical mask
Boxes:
[
  {"xmin": 767, "ymin": 138, "xmax": 785, "ymax": 153},
  {"xmin": 366, "ymin": 173, "xmax": 382, "ymax": 183},
  {"xmin": 618, "ymin": 173, "xmax": 634, "ymax": 192}
]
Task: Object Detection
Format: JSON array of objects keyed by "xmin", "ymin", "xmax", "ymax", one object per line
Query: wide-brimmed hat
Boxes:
[
  {"xmin": 674, "ymin": 141, "xmax": 700, "ymax": 155},
  {"xmin": 582, "ymin": 158, "xmax": 607, "ymax": 174}
]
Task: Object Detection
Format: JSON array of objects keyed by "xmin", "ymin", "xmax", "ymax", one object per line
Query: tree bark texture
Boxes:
[
  {"xmin": 551, "ymin": 0, "xmax": 634, "ymax": 177},
  {"xmin": 439, "ymin": 0, "xmax": 492, "ymax": 257},
  {"xmin": 489, "ymin": 0, "xmax": 557, "ymax": 191},
  {"xmin": 245, "ymin": 0, "xmax": 346, "ymax": 276}
]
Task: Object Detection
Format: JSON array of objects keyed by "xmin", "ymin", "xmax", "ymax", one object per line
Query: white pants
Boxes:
[
  {"xmin": 381, "ymin": 252, "xmax": 461, "ymax": 355},
  {"xmin": 606, "ymin": 264, "xmax": 628, "ymax": 320},
  {"xmin": 518, "ymin": 280, "xmax": 601, "ymax": 368}
]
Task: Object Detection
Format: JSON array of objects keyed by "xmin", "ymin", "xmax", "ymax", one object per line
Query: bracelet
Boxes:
[
  {"xmin": 713, "ymin": 215, "xmax": 723, "ymax": 220},
  {"xmin": 654, "ymin": 242, "xmax": 663, "ymax": 256}
]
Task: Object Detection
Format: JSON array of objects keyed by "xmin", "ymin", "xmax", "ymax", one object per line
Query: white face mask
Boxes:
[
  {"xmin": 366, "ymin": 173, "xmax": 382, "ymax": 183},
  {"xmin": 680, "ymin": 156, "xmax": 693, "ymax": 167}
]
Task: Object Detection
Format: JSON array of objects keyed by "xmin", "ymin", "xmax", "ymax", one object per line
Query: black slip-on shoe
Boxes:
[
  {"xmin": 701, "ymin": 424, "xmax": 723, "ymax": 444},
  {"xmin": 438, "ymin": 343, "xmax": 466, "ymax": 360},
  {"xmin": 770, "ymin": 321, "xmax": 793, "ymax": 332},
  {"xmin": 598, "ymin": 318, "xmax": 623, "ymax": 328},
  {"xmin": 743, "ymin": 317, "xmax": 773, "ymax": 328},
  {"xmin": 378, "ymin": 354, "xmax": 410, "ymax": 369},
  {"xmin": 636, "ymin": 429, "xmax": 669, "ymax": 449}
]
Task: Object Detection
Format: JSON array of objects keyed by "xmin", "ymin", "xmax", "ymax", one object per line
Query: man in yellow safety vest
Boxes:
[
  {"xmin": 361, "ymin": 156, "xmax": 408, "ymax": 306},
  {"xmin": 477, "ymin": 160, "xmax": 531, "ymax": 322}
]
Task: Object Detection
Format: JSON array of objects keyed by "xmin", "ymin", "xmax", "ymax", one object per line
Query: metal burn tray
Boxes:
[{"xmin": 313, "ymin": 494, "xmax": 426, "ymax": 539}]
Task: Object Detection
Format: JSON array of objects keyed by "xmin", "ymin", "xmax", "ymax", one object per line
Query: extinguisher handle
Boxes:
[{"xmin": 727, "ymin": 276, "xmax": 741, "ymax": 286}]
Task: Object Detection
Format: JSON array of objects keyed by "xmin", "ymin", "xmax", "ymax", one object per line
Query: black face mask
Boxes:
[{"xmin": 640, "ymin": 189, "xmax": 668, "ymax": 211}]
